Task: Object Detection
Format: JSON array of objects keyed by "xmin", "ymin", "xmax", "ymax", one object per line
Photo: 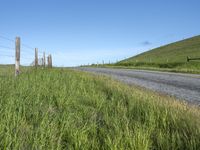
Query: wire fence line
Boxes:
[{"xmin": 0, "ymin": 35, "xmax": 53, "ymax": 76}]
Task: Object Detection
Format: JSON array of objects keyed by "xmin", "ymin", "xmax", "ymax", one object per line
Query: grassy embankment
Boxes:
[
  {"xmin": 0, "ymin": 68, "xmax": 200, "ymax": 149},
  {"xmin": 109, "ymin": 35, "xmax": 200, "ymax": 73}
]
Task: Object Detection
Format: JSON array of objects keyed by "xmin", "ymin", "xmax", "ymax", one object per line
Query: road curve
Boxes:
[{"xmin": 76, "ymin": 67, "xmax": 200, "ymax": 105}]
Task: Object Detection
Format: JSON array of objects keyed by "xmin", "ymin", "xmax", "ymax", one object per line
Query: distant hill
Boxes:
[{"xmin": 120, "ymin": 35, "xmax": 200, "ymax": 64}]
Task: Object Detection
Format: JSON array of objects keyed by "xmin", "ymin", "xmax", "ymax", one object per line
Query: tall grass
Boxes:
[
  {"xmin": 0, "ymin": 68, "xmax": 199, "ymax": 149},
  {"xmin": 112, "ymin": 61, "xmax": 200, "ymax": 74}
]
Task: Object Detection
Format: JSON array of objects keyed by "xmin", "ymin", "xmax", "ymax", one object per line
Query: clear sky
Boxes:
[{"xmin": 0, "ymin": 0, "xmax": 200, "ymax": 66}]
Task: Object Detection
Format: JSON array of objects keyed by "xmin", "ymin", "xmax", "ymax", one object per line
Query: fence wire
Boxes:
[{"xmin": 0, "ymin": 35, "xmax": 49, "ymax": 76}]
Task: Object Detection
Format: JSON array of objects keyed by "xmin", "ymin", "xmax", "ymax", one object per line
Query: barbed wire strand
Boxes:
[
  {"xmin": 0, "ymin": 45, "xmax": 15, "ymax": 50},
  {"xmin": 0, "ymin": 54, "xmax": 14, "ymax": 58},
  {"xmin": 0, "ymin": 35, "xmax": 15, "ymax": 42},
  {"xmin": 0, "ymin": 35, "xmax": 43, "ymax": 53},
  {"xmin": 0, "ymin": 35, "xmax": 49, "ymax": 67}
]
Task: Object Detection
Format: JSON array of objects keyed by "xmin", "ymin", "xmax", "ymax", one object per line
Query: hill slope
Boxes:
[
  {"xmin": 122, "ymin": 35, "xmax": 200, "ymax": 63},
  {"xmin": 116, "ymin": 35, "xmax": 200, "ymax": 73}
]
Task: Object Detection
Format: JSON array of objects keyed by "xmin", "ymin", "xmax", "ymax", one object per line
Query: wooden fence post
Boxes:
[
  {"xmin": 41, "ymin": 58, "xmax": 44, "ymax": 67},
  {"xmin": 43, "ymin": 52, "xmax": 46, "ymax": 67},
  {"xmin": 35, "ymin": 48, "xmax": 38, "ymax": 68},
  {"xmin": 47, "ymin": 55, "xmax": 50, "ymax": 68},
  {"xmin": 15, "ymin": 37, "xmax": 20, "ymax": 76},
  {"xmin": 50, "ymin": 54, "xmax": 52, "ymax": 68}
]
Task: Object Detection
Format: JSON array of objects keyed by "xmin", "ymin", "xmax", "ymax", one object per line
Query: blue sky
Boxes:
[{"xmin": 0, "ymin": 0, "xmax": 200, "ymax": 66}]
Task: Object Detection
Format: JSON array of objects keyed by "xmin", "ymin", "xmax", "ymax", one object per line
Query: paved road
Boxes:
[{"xmin": 76, "ymin": 67, "xmax": 200, "ymax": 105}]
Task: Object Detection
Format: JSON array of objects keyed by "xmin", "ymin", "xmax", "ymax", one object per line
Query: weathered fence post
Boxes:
[
  {"xmin": 43, "ymin": 52, "xmax": 46, "ymax": 67},
  {"xmin": 50, "ymin": 54, "xmax": 52, "ymax": 68},
  {"xmin": 47, "ymin": 55, "xmax": 50, "ymax": 68},
  {"xmin": 15, "ymin": 37, "xmax": 20, "ymax": 76},
  {"xmin": 41, "ymin": 58, "xmax": 44, "ymax": 67},
  {"xmin": 35, "ymin": 48, "xmax": 38, "ymax": 68}
]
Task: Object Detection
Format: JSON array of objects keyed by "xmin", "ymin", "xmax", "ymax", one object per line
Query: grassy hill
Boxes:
[
  {"xmin": 115, "ymin": 35, "xmax": 200, "ymax": 73},
  {"xmin": 0, "ymin": 67, "xmax": 200, "ymax": 149}
]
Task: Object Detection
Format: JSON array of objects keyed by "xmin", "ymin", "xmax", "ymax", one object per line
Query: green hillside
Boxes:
[
  {"xmin": 123, "ymin": 35, "xmax": 200, "ymax": 63},
  {"xmin": 115, "ymin": 35, "xmax": 200, "ymax": 73}
]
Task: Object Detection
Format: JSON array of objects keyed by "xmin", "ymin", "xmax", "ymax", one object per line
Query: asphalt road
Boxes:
[{"xmin": 76, "ymin": 67, "xmax": 200, "ymax": 105}]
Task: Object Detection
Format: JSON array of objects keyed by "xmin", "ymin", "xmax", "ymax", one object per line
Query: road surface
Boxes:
[{"xmin": 76, "ymin": 67, "xmax": 200, "ymax": 105}]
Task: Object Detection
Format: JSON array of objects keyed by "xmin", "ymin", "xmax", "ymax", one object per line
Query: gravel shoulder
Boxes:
[{"xmin": 75, "ymin": 67, "xmax": 200, "ymax": 105}]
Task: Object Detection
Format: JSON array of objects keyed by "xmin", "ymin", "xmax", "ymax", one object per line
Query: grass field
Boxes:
[
  {"xmin": 0, "ymin": 65, "xmax": 15, "ymax": 76},
  {"xmin": 0, "ymin": 68, "xmax": 200, "ymax": 149},
  {"xmin": 114, "ymin": 35, "xmax": 200, "ymax": 73}
]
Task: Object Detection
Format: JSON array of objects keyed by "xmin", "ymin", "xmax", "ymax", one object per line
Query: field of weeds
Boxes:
[{"xmin": 0, "ymin": 68, "xmax": 199, "ymax": 149}]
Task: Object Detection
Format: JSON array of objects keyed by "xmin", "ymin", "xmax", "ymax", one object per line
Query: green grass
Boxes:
[
  {"xmin": 0, "ymin": 65, "xmax": 14, "ymax": 76},
  {"xmin": 115, "ymin": 35, "xmax": 200, "ymax": 73},
  {"xmin": 0, "ymin": 68, "xmax": 200, "ymax": 149},
  {"xmin": 0, "ymin": 65, "xmax": 33, "ymax": 77}
]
